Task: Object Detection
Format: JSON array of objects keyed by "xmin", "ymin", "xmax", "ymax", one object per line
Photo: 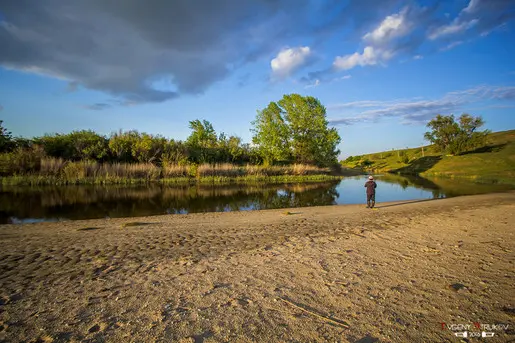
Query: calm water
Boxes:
[{"xmin": 0, "ymin": 175, "xmax": 512, "ymax": 224}]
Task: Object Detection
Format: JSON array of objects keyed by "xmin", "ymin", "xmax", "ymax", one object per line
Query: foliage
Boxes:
[
  {"xmin": 186, "ymin": 120, "xmax": 218, "ymax": 163},
  {"xmin": 0, "ymin": 120, "xmax": 13, "ymax": 153},
  {"xmin": 1, "ymin": 95, "xmax": 342, "ymax": 177},
  {"xmin": 424, "ymin": 114, "xmax": 489, "ymax": 155},
  {"xmin": 252, "ymin": 94, "xmax": 341, "ymax": 167},
  {"xmin": 251, "ymin": 102, "xmax": 291, "ymax": 165}
]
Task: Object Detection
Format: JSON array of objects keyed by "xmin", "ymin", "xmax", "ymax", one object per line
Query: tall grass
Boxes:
[
  {"xmin": 40, "ymin": 158, "xmax": 66, "ymax": 176},
  {"xmin": 196, "ymin": 163, "xmax": 331, "ymax": 178},
  {"xmin": 162, "ymin": 162, "xmax": 189, "ymax": 178},
  {"xmin": 0, "ymin": 149, "xmax": 339, "ymax": 185}
]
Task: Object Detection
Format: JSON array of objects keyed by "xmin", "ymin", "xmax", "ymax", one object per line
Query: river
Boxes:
[{"xmin": 0, "ymin": 175, "xmax": 512, "ymax": 224}]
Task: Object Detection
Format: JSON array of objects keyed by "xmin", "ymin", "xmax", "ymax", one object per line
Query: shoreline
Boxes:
[
  {"xmin": 0, "ymin": 174, "xmax": 343, "ymax": 186},
  {"xmin": 1, "ymin": 192, "xmax": 514, "ymax": 342}
]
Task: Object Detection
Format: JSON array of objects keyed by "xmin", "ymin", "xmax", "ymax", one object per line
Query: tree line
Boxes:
[{"xmin": 0, "ymin": 94, "xmax": 342, "ymax": 168}]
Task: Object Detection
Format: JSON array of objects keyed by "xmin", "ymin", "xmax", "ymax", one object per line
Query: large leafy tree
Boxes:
[
  {"xmin": 424, "ymin": 114, "xmax": 489, "ymax": 155},
  {"xmin": 280, "ymin": 94, "xmax": 340, "ymax": 166},
  {"xmin": 252, "ymin": 94, "xmax": 341, "ymax": 166},
  {"xmin": 251, "ymin": 102, "xmax": 291, "ymax": 165}
]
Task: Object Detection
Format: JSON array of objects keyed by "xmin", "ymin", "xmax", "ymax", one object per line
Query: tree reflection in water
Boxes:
[
  {"xmin": 0, "ymin": 182, "xmax": 340, "ymax": 224},
  {"xmin": 1, "ymin": 175, "xmax": 511, "ymax": 224}
]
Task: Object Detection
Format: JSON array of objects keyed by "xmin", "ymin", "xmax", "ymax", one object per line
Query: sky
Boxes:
[{"xmin": 0, "ymin": 0, "xmax": 514, "ymax": 158}]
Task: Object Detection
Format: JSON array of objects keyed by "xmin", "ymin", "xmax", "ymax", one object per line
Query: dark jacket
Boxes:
[{"xmin": 364, "ymin": 180, "xmax": 377, "ymax": 195}]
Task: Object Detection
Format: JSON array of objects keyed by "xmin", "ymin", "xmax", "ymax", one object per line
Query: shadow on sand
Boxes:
[{"xmin": 376, "ymin": 198, "xmax": 442, "ymax": 209}]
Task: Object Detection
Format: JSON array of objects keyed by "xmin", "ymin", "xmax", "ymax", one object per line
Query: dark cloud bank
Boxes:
[{"xmin": 0, "ymin": 0, "xmax": 514, "ymax": 107}]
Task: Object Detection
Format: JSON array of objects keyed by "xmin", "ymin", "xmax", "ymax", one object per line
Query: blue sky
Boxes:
[{"xmin": 0, "ymin": 0, "xmax": 514, "ymax": 158}]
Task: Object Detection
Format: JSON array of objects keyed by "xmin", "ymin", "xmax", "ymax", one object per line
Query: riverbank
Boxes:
[
  {"xmin": 0, "ymin": 174, "xmax": 343, "ymax": 186},
  {"xmin": 1, "ymin": 192, "xmax": 514, "ymax": 342},
  {"xmin": 342, "ymin": 129, "xmax": 515, "ymax": 185}
]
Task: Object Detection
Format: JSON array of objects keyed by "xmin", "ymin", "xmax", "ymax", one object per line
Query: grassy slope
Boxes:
[{"xmin": 341, "ymin": 130, "xmax": 515, "ymax": 184}]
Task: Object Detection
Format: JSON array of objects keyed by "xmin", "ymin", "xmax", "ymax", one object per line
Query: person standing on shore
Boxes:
[{"xmin": 365, "ymin": 176, "xmax": 377, "ymax": 208}]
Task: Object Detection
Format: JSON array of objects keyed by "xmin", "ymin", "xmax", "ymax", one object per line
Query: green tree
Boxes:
[
  {"xmin": 68, "ymin": 130, "xmax": 109, "ymax": 161},
  {"xmin": 108, "ymin": 130, "xmax": 139, "ymax": 162},
  {"xmin": 227, "ymin": 136, "xmax": 244, "ymax": 162},
  {"xmin": 281, "ymin": 94, "xmax": 340, "ymax": 166},
  {"xmin": 252, "ymin": 94, "xmax": 341, "ymax": 167},
  {"xmin": 186, "ymin": 120, "xmax": 218, "ymax": 163},
  {"xmin": 132, "ymin": 133, "xmax": 167, "ymax": 163},
  {"xmin": 0, "ymin": 120, "xmax": 13, "ymax": 152},
  {"xmin": 35, "ymin": 134, "xmax": 75, "ymax": 160},
  {"xmin": 162, "ymin": 139, "xmax": 189, "ymax": 165},
  {"xmin": 424, "ymin": 114, "xmax": 489, "ymax": 155},
  {"xmin": 251, "ymin": 102, "xmax": 291, "ymax": 165}
]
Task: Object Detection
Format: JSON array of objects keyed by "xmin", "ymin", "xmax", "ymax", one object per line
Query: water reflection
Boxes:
[
  {"xmin": 371, "ymin": 174, "xmax": 512, "ymax": 199},
  {"xmin": 0, "ymin": 175, "xmax": 512, "ymax": 224},
  {"xmin": 0, "ymin": 182, "xmax": 340, "ymax": 224}
]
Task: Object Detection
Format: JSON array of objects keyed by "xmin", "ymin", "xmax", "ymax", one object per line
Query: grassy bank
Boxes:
[
  {"xmin": 341, "ymin": 130, "xmax": 515, "ymax": 184},
  {"xmin": 0, "ymin": 161, "xmax": 343, "ymax": 186},
  {"xmin": 0, "ymin": 174, "xmax": 342, "ymax": 186}
]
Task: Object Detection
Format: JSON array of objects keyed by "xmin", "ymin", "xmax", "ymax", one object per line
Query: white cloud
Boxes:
[
  {"xmin": 363, "ymin": 8, "xmax": 411, "ymax": 44},
  {"xmin": 328, "ymin": 85, "xmax": 515, "ymax": 126},
  {"xmin": 271, "ymin": 46, "xmax": 311, "ymax": 79},
  {"xmin": 333, "ymin": 46, "xmax": 393, "ymax": 70},
  {"xmin": 413, "ymin": 55, "xmax": 423, "ymax": 60},
  {"xmin": 332, "ymin": 7, "xmax": 410, "ymax": 71},
  {"xmin": 428, "ymin": 18, "xmax": 478, "ymax": 40}
]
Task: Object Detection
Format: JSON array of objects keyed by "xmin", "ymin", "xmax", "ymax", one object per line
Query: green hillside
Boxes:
[{"xmin": 341, "ymin": 130, "xmax": 515, "ymax": 184}]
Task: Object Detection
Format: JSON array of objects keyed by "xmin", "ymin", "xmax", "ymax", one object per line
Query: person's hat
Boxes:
[{"xmin": 368, "ymin": 176, "xmax": 374, "ymax": 180}]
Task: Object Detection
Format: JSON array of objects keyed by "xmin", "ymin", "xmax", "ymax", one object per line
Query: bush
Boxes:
[{"xmin": 0, "ymin": 148, "xmax": 43, "ymax": 176}]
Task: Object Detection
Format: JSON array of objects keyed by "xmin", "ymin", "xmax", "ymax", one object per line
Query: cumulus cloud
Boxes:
[
  {"xmin": 1, "ymin": 0, "xmax": 348, "ymax": 104},
  {"xmin": 2, "ymin": 0, "xmax": 513, "ymax": 104},
  {"xmin": 328, "ymin": 85, "xmax": 515, "ymax": 126},
  {"xmin": 363, "ymin": 7, "xmax": 412, "ymax": 45},
  {"xmin": 271, "ymin": 46, "xmax": 312, "ymax": 79},
  {"xmin": 333, "ymin": 46, "xmax": 394, "ymax": 70},
  {"xmin": 331, "ymin": 6, "xmax": 421, "ymax": 72},
  {"xmin": 302, "ymin": 0, "xmax": 513, "ymax": 81}
]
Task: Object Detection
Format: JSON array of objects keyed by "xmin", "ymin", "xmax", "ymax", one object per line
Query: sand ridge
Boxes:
[{"xmin": 1, "ymin": 192, "xmax": 514, "ymax": 342}]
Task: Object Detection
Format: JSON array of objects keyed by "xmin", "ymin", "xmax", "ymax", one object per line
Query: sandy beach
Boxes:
[{"xmin": 1, "ymin": 192, "xmax": 514, "ymax": 343}]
